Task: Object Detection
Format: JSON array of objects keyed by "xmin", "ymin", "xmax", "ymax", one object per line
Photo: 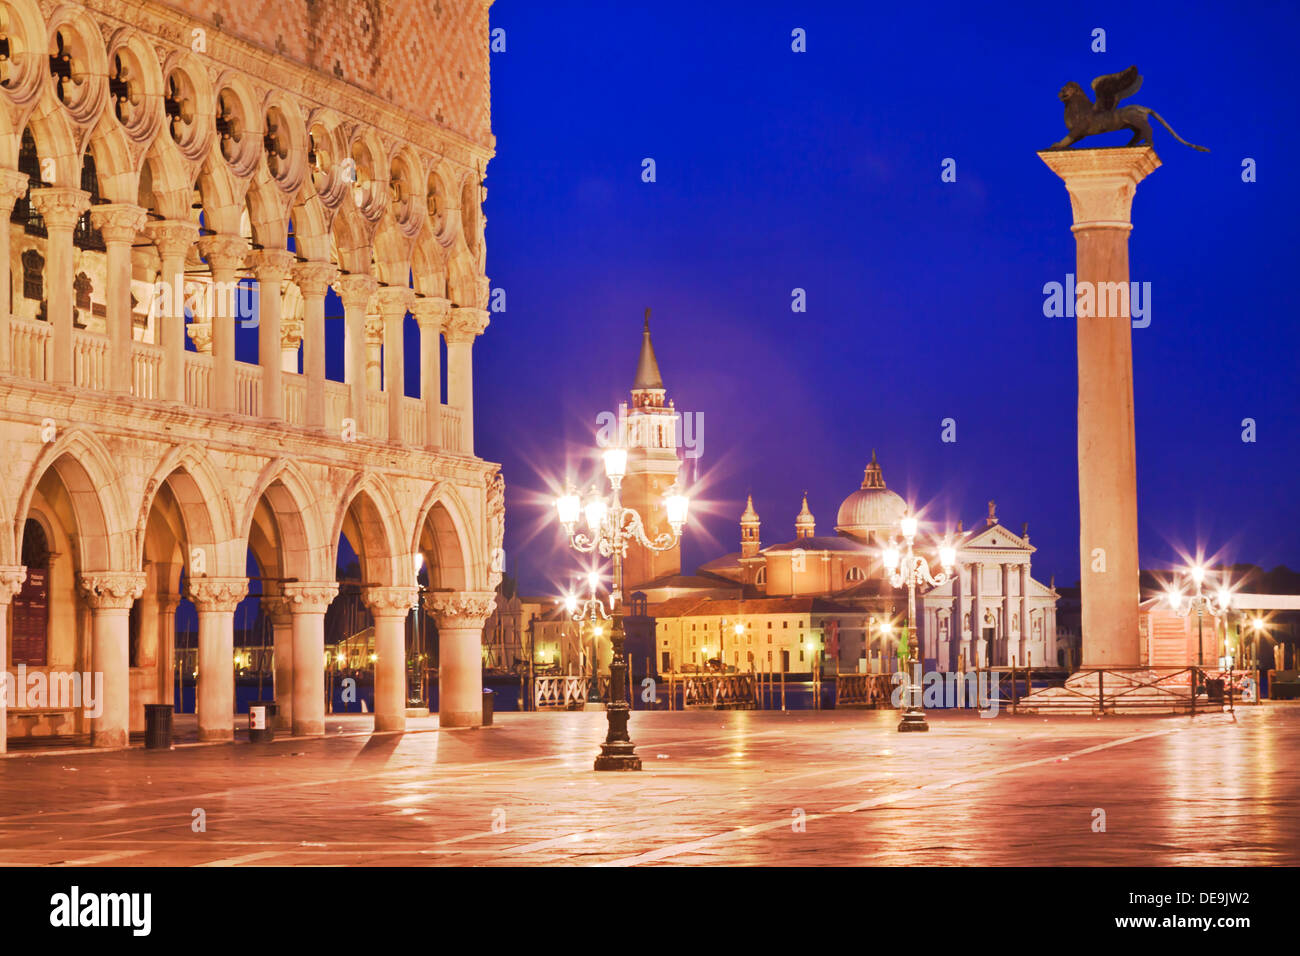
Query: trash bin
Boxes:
[
  {"xmin": 481, "ymin": 688, "xmax": 494, "ymax": 726},
  {"xmin": 1205, "ymin": 679, "xmax": 1225, "ymax": 705},
  {"xmin": 144, "ymin": 703, "xmax": 173, "ymax": 749},
  {"xmin": 249, "ymin": 701, "xmax": 277, "ymax": 742}
]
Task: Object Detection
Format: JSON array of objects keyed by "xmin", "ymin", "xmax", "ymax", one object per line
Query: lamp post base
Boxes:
[
  {"xmin": 594, "ymin": 741, "xmax": 642, "ymax": 771},
  {"xmin": 898, "ymin": 708, "xmax": 930, "ymax": 732}
]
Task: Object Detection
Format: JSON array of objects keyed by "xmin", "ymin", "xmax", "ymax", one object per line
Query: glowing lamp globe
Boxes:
[
  {"xmin": 603, "ymin": 447, "xmax": 628, "ymax": 480},
  {"xmin": 556, "ymin": 490, "xmax": 581, "ymax": 527},
  {"xmin": 900, "ymin": 514, "xmax": 918, "ymax": 539}
]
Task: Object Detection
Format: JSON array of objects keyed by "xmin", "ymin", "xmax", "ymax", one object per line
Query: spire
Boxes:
[
  {"xmin": 740, "ymin": 494, "xmax": 761, "ymax": 557},
  {"xmin": 740, "ymin": 494, "xmax": 760, "ymax": 525},
  {"xmin": 632, "ymin": 307, "xmax": 664, "ymax": 390},
  {"xmin": 795, "ymin": 491, "xmax": 815, "ymax": 538},
  {"xmin": 861, "ymin": 449, "xmax": 886, "ymax": 490},
  {"xmin": 987, "ymin": 499, "xmax": 997, "ymax": 526}
]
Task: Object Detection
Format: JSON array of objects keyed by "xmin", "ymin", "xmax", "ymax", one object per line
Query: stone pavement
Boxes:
[{"xmin": 0, "ymin": 705, "xmax": 1295, "ymax": 866}]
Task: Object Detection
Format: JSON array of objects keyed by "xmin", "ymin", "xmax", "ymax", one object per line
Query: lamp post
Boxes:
[
  {"xmin": 555, "ymin": 446, "xmax": 689, "ymax": 771},
  {"xmin": 882, "ymin": 511, "xmax": 956, "ymax": 733},
  {"xmin": 1165, "ymin": 565, "xmax": 1232, "ymax": 667}
]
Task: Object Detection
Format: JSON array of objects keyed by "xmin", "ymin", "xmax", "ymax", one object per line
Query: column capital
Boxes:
[
  {"xmin": 1037, "ymin": 147, "xmax": 1161, "ymax": 230},
  {"xmin": 157, "ymin": 593, "xmax": 183, "ymax": 614},
  {"xmin": 444, "ymin": 307, "xmax": 489, "ymax": 344},
  {"xmin": 363, "ymin": 310, "xmax": 385, "ymax": 344},
  {"xmin": 281, "ymin": 581, "xmax": 339, "ymax": 614},
  {"xmin": 292, "ymin": 261, "xmax": 338, "ymax": 297},
  {"xmin": 145, "ymin": 218, "xmax": 200, "ymax": 257},
  {"xmin": 88, "ymin": 202, "xmax": 147, "ymax": 243},
  {"xmin": 186, "ymin": 576, "xmax": 249, "ymax": 612},
  {"xmin": 78, "ymin": 571, "xmax": 147, "ymax": 610},
  {"xmin": 374, "ymin": 285, "xmax": 415, "ymax": 320},
  {"xmin": 424, "ymin": 589, "xmax": 495, "ymax": 628},
  {"xmin": 0, "ymin": 566, "xmax": 26, "ymax": 604},
  {"xmin": 261, "ymin": 594, "xmax": 295, "ymax": 625},
  {"xmin": 197, "ymin": 234, "xmax": 252, "ymax": 272},
  {"xmin": 281, "ymin": 317, "xmax": 304, "ymax": 351},
  {"xmin": 332, "ymin": 273, "xmax": 379, "ymax": 310},
  {"xmin": 362, "ymin": 586, "xmax": 419, "ymax": 618},
  {"xmin": 0, "ymin": 168, "xmax": 28, "ymax": 210},
  {"xmin": 411, "ymin": 296, "xmax": 452, "ymax": 331},
  {"xmin": 246, "ymin": 248, "xmax": 297, "ymax": 282},
  {"xmin": 29, "ymin": 187, "xmax": 90, "ymax": 229}
]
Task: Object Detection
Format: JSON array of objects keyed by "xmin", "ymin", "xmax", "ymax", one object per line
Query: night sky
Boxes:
[{"xmin": 472, "ymin": 0, "xmax": 1299, "ymax": 599}]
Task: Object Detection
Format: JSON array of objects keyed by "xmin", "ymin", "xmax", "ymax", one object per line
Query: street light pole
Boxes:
[
  {"xmin": 882, "ymin": 511, "xmax": 956, "ymax": 733},
  {"xmin": 556, "ymin": 446, "xmax": 689, "ymax": 771}
]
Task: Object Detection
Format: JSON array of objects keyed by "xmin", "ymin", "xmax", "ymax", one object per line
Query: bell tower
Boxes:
[
  {"xmin": 740, "ymin": 495, "xmax": 761, "ymax": 558},
  {"xmin": 620, "ymin": 310, "xmax": 682, "ymax": 590}
]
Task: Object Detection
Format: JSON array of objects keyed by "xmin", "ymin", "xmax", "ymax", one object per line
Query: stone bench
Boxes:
[{"xmin": 6, "ymin": 708, "xmax": 78, "ymax": 736}]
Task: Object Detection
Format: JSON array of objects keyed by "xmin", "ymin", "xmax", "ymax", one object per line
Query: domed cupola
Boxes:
[{"xmin": 835, "ymin": 449, "xmax": 908, "ymax": 541}]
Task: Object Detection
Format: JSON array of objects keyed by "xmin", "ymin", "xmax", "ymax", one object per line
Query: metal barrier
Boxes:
[
  {"xmin": 533, "ymin": 675, "xmax": 588, "ymax": 710},
  {"xmin": 834, "ymin": 673, "xmax": 895, "ymax": 708},
  {"xmin": 680, "ymin": 674, "xmax": 757, "ymax": 709}
]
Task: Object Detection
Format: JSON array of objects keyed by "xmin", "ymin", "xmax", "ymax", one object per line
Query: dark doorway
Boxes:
[
  {"xmin": 14, "ymin": 520, "xmax": 50, "ymax": 665},
  {"xmin": 983, "ymin": 626, "xmax": 997, "ymax": 666}
]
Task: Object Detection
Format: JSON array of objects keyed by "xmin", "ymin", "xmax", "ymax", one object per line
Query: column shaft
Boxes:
[
  {"xmin": 284, "ymin": 583, "xmax": 337, "ymax": 737},
  {"xmin": 333, "ymin": 276, "xmax": 378, "ymax": 438},
  {"xmin": 79, "ymin": 573, "xmax": 146, "ymax": 749},
  {"xmin": 293, "ymin": 263, "xmax": 335, "ymax": 430},
  {"xmin": 90, "ymin": 204, "xmax": 147, "ymax": 394},
  {"xmin": 249, "ymin": 251, "xmax": 294, "ymax": 421},
  {"xmin": 412, "ymin": 298, "xmax": 449, "ymax": 449},
  {"xmin": 197, "ymin": 237, "xmax": 251, "ymax": 415},
  {"xmin": 971, "ymin": 563, "xmax": 984, "ymax": 667},
  {"xmin": 146, "ymin": 221, "xmax": 198, "ymax": 403},
  {"xmin": 30, "ymin": 189, "xmax": 90, "ymax": 386},
  {"xmin": 188, "ymin": 577, "xmax": 247, "ymax": 742},
  {"xmin": 0, "ymin": 171, "xmax": 30, "ymax": 374},
  {"xmin": 428, "ymin": 591, "xmax": 494, "ymax": 728}
]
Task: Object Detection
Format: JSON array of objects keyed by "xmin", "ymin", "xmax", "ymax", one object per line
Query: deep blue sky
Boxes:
[{"xmin": 474, "ymin": 0, "xmax": 1300, "ymax": 599}]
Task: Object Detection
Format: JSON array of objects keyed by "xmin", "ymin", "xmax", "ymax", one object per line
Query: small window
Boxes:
[{"xmin": 783, "ymin": 621, "xmax": 788, "ymax": 629}]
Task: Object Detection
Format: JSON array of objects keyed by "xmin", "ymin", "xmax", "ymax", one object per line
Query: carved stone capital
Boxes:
[
  {"xmin": 363, "ymin": 310, "xmax": 385, "ymax": 344},
  {"xmin": 89, "ymin": 203, "xmax": 147, "ymax": 244},
  {"xmin": 261, "ymin": 595, "xmax": 294, "ymax": 625},
  {"xmin": 444, "ymin": 307, "xmax": 489, "ymax": 344},
  {"xmin": 281, "ymin": 317, "xmax": 305, "ymax": 350},
  {"xmin": 363, "ymin": 586, "xmax": 419, "ymax": 617},
  {"xmin": 0, "ymin": 566, "xmax": 27, "ymax": 604},
  {"xmin": 187, "ymin": 321, "xmax": 213, "ymax": 353},
  {"xmin": 1037, "ymin": 147, "xmax": 1161, "ymax": 230},
  {"xmin": 424, "ymin": 589, "xmax": 495, "ymax": 629},
  {"xmin": 332, "ymin": 273, "xmax": 380, "ymax": 311},
  {"xmin": 410, "ymin": 295, "xmax": 452, "ymax": 333},
  {"xmin": 374, "ymin": 285, "xmax": 415, "ymax": 320},
  {"xmin": 292, "ymin": 261, "xmax": 338, "ymax": 298},
  {"xmin": 0, "ymin": 169, "xmax": 29, "ymax": 211},
  {"xmin": 186, "ymin": 576, "xmax": 249, "ymax": 613},
  {"xmin": 29, "ymin": 187, "xmax": 91, "ymax": 230},
  {"xmin": 246, "ymin": 248, "xmax": 297, "ymax": 283},
  {"xmin": 281, "ymin": 581, "xmax": 340, "ymax": 614},
  {"xmin": 197, "ymin": 234, "xmax": 252, "ymax": 274},
  {"xmin": 78, "ymin": 572, "xmax": 147, "ymax": 610},
  {"xmin": 145, "ymin": 219, "xmax": 200, "ymax": 259}
]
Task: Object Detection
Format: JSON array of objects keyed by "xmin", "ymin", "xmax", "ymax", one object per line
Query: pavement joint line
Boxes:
[{"xmin": 597, "ymin": 725, "xmax": 1187, "ymax": 866}]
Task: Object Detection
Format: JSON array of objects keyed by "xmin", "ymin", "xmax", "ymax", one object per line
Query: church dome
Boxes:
[{"xmin": 835, "ymin": 450, "xmax": 907, "ymax": 537}]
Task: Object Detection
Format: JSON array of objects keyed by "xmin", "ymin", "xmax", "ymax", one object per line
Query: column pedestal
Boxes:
[{"xmin": 1039, "ymin": 147, "xmax": 1160, "ymax": 668}]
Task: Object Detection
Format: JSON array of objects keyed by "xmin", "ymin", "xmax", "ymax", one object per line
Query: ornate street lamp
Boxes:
[
  {"xmin": 555, "ymin": 446, "xmax": 689, "ymax": 770},
  {"xmin": 882, "ymin": 511, "xmax": 956, "ymax": 732},
  {"xmin": 1165, "ymin": 565, "xmax": 1232, "ymax": 667}
]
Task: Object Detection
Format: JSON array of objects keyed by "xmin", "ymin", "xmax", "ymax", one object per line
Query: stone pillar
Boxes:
[
  {"xmin": 375, "ymin": 286, "xmax": 415, "ymax": 444},
  {"xmin": 364, "ymin": 310, "xmax": 383, "ymax": 392},
  {"xmin": 186, "ymin": 577, "xmax": 248, "ymax": 742},
  {"xmin": 89, "ymin": 203, "xmax": 147, "ymax": 394},
  {"xmin": 0, "ymin": 170, "xmax": 29, "ymax": 373},
  {"xmin": 950, "ymin": 562, "xmax": 963, "ymax": 671},
  {"xmin": 1039, "ymin": 147, "xmax": 1159, "ymax": 668},
  {"xmin": 333, "ymin": 275, "xmax": 378, "ymax": 437},
  {"xmin": 293, "ymin": 263, "xmax": 336, "ymax": 430},
  {"xmin": 282, "ymin": 582, "xmax": 338, "ymax": 736},
  {"xmin": 145, "ymin": 220, "xmax": 199, "ymax": 403},
  {"xmin": 247, "ymin": 249, "xmax": 295, "ymax": 421},
  {"xmin": 363, "ymin": 586, "xmax": 418, "ymax": 732},
  {"xmin": 445, "ymin": 308, "xmax": 490, "ymax": 455},
  {"xmin": 158, "ymin": 593, "xmax": 180, "ymax": 707},
  {"xmin": 30, "ymin": 188, "xmax": 91, "ymax": 385},
  {"xmin": 1019, "ymin": 564, "xmax": 1031, "ymax": 666},
  {"xmin": 196, "ymin": 236, "xmax": 251, "ymax": 414},
  {"xmin": 262, "ymin": 594, "xmax": 295, "ymax": 731},
  {"xmin": 0, "ymin": 567, "xmax": 27, "ymax": 754},
  {"xmin": 78, "ymin": 572, "xmax": 147, "ymax": 749},
  {"xmin": 412, "ymin": 297, "xmax": 450, "ymax": 449},
  {"xmin": 971, "ymin": 562, "xmax": 985, "ymax": 667},
  {"xmin": 427, "ymin": 590, "xmax": 494, "ymax": 728},
  {"xmin": 1002, "ymin": 563, "xmax": 1013, "ymax": 665}
]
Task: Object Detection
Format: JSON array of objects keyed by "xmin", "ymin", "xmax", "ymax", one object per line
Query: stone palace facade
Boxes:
[{"xmin": 0, "ymin": 0, "xmax": 502, "ymax": 750}]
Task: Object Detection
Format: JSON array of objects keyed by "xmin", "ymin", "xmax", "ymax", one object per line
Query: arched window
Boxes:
[
  {"xmin": 755, "ymin": 567, "xmax": 766, "ymax": 587},
  {"xmin": 846, "ymin": 566, "xmax": 866, "ymax": 583},
  {"xmin": 14, "ymin": 520, "xmax": 50, "ymax": 665}
]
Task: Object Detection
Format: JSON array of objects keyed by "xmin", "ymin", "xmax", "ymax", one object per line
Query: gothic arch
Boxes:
[
  {"xmin": 410, "ymin": 481, "xmax": 477, "ymax": 590},
  {"xmin": 330, "ymin": 471, "xmax": 407, "ymax": 589},
  {"xmin": 239, "ymin": 457, "xmax": 328, "ymax": 582},
  {"xmin": 136, "ymin": 444, "xmax": 235, "ymax": 575}
]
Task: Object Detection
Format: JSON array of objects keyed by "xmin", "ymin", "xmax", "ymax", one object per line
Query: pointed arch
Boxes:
[
  {"xmin": 238, "ymin": 457, "xmax": 328, "ymax": 582},
  {"xmin": 411, "ymin": 480, "xmax": 478, "ymax": 591},
  {"xmin": 136, "ymin": 443, "xmax": 235, "ymax": 575},
  {"xmin": 330, "ymin": 471, "xmax": 407, "ymax": 588}
]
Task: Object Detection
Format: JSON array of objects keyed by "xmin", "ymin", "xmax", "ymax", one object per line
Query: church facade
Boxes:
[
  {"xmin": 618, "ymin": 326, "xmax": 1059, "ymax": 674},
  {"xmin": 0, "ymin": 0, "xmax": 502, "ymax": 750}
]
